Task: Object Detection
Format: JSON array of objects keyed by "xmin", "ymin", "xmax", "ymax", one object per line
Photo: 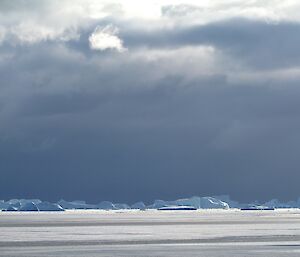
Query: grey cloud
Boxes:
[
  {"xmin": 1, "ymin": 13, "xmax": 300, "ymax": 203},
  {"xmin": 0, "ymin": 0, "xmax": 47, "ymax": 13},
  {"xmin": 121, "ymin": 18, "xmax": 300, "ymax": 69},
  {"xmin": 161, "ymin": 4, "xmax": 204, "ymax": 18},
  {"xmin": 2, "ymin": 55, "xmax": 300, "ymax": 203},
  {"xmin": 21, "ymin": 92, "xmax": 104, "ymax": 116}
]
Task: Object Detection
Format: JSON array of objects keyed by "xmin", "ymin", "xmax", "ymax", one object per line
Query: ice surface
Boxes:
[{"xmin": 1, "ymin": 209, "xmax": 300, "ymax": 257}]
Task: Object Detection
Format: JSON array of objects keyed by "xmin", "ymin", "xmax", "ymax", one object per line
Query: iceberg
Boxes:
[
  {"xmin": 173, "ymin": 196, "xmax": 229, "ymax": 209},
  {"xmin": 263, "ymin": 199, "xmax": 292, "ymax": 209},
  {"xmin": 57, "ymin": 200, "xmax": 96, "ymax": 209},
  {"xmin": 172, "ymin": 197, "xmax": 201, "ymax": 208},
  {"xmin": 7, "ymin": 199, "xmax": 21, "ymax": 205},
  {"xmin": 148, "ymin": 200, "xmax": 168, "ymax": 209},
  {"xmin": 114, "ymin": 203, "xmax": 130, "ymax": 209},
  {"xmin": 200, "ymin": 197, "xmax": 229, "ymax": 209},
  {"xmin": 97, "ymin": 201, "xmax": 116, "ymax": 210},
  {"xmin": 148, "ymin": 196, "xmax": 229, "ymax": 210},
  {"xmin": 9, "ymin": 199, "xmax": 41, "ymax": 205},
  {"xmin": 2, "ymin": 201, "xmax": 64, "ymax": 212},
  {"xmin": 19, "ymin": 202, "xmax": 39, "ymax": 212},
  {"xmin": 3, "ymin": 205, "xmax": 19, "ymax": 211},
  {"xmin": 7, "ymin": 202, "xmax": 21, "ymax": 210},
  {"xmin": 0, "ymin": 200, "xmax": 9, "ymax": 210},
  {"xmin": 131, "ymin": 202, "xmax": 146, "ymax": 210},
  {"xmin": 37, "ymin": 202, "xmax": 64, "ymax": 211},
  {"xmin": 22, "ymin": 199, "xmax": 42, "ymax": 205},
  {"xmin": 240, "ymin": 204, "xmax": 274, "ymax": 211},
  {"xmin": 4, "ymin": 199, "xmax": 42, "ymax": 210},
  {"xmin": 213, "ymin": 195, "xmax": 241, "ymax": 208}
]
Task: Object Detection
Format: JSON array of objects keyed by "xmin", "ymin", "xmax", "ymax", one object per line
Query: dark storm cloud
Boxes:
[
  {"xmin": 2, "ymin": 78, "xmax": 300, "ymax": 203},
  {"xmin": 2, "ymin": 12, "xmax": 300, "ymax": 204}
]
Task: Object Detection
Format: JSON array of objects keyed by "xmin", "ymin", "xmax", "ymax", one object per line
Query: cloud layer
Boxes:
[{"xmin": 1, "ymin": 0, "xmax": 300, "ymax": 203}]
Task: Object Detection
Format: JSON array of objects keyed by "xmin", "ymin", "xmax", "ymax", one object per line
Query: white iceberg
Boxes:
[
  {"xmin": 37, "ymin": 202, "xmax": 64, "ymax": 211},
  {"xmin": 147, "ymin": 196, "xmax": 228, "ymax": 210},
  {"xmin": 114, "ymin": 203, "xmax": 130, "ymax": 209},
  {"xmin": 19, "ymin": 202, "xmax": 39, "ymax": 211},
  {"xmin": 3, "ymin": 205, "xmax": 19, "ymax": 211},
  {"xmin": 200, "ymin": 197, "xmax": 229, "ymax": 209},
  {"xmin": 7, "ymin": 202, "xmax": 21, "ymax": 210},
  {"xmin": 148, "ymin": 200, "xmax": 168, "ymax": 209},
  {"xmin": 97, "ymin": 201, "xmax": 116, "ymax": 210},
  {"xmin": 9, "ymin": 199, "xmax": 41, "ymax": 205},
  {"xmin": 7, "ymin": 199, "xmax": 21, "ymax": 205},
  {"xmin": 175, "ymin": 196, "xmax": 229, "ymax": 209},
  {"xmin": 263, "ymin": 199, "xmax": 291, "ymax": 208},
  {"xmin": 131, "ymin": 202, "xmax": 146, "ymax": 210},
  {"xmin": 213, "ymin": 195, "xmax": 241, "ymax": 208},
  {"xmin": 0, "ymin": 201, "xmax": 9, "ymax": 210},
  {"xmin": 240, "ymin": 204, "xmax": 274, "ymax": 210},
  {"xmin": 57, "ymin": 200, "xmax": 96, "ymax": 209},
  {"xmin": 1, "ymin": 199, "xmax": 44, "ymax": 211},
  {"xmin": 172, "ymin": 196, "xmax": 201, "ymax": 208}
]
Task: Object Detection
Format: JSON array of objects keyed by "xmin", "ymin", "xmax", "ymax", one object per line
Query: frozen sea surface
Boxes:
[{"xmin": 1, "ymin": 209, "xmax": 300, "ymax": 256}]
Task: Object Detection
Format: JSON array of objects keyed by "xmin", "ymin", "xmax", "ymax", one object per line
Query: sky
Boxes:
[{"xmin": 1, "ymin": 0, "xmax": 300, "ymax": 204}]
